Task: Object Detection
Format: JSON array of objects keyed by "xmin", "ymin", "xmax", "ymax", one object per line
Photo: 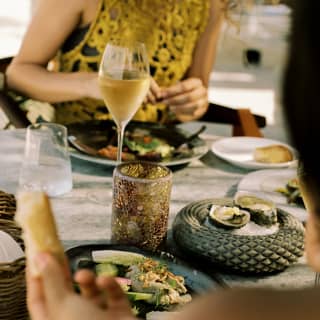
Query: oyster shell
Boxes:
[
  {"xmin": 234, "ymin": 194, "xmax": 277, "ymax": 226},
  {"xmin": 209, "ymin": 205, "xmax": 250, "ymax": 229}
]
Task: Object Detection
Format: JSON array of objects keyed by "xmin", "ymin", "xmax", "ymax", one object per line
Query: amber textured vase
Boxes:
[{"xmin": 111, "ymin": 161, "xmax": 172, "ymax": 251}]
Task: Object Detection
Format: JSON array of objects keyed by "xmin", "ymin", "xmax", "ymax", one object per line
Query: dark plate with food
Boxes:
[
  {"xmin": 66, "ymin": 244, "xmax": 216, "ymax": 319},
  {"xmin": 66, "ymin": 120, "xmax": 208, "ymax": 167}
]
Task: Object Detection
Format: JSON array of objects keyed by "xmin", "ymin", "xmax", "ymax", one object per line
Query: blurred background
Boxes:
[{"xmin": 0, "ymin": 0, "xmax": 292, "ymax": 141}]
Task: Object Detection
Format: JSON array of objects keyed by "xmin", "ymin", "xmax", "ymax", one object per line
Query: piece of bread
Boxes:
[
  {"xmin": 253, "ymin": 144, "xmax": 293, "ymax": 163},
  {"xmin": 15, "ymin": 191, "xmax": 65, "ymax": 276}
]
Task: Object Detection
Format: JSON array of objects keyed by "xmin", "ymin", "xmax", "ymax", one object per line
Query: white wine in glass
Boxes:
[{"xmin": 98, "ymin": 42, "xmax": 150, "ymax": 163}]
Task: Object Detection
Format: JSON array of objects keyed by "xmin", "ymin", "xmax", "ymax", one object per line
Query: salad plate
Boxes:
[
  {"xmin": 66, "ymin": 244, "xmax": 216, "ymax": 319},
  {"xmin": 67, "ymin": 120, "xmax": 208, "ymax": 167}
]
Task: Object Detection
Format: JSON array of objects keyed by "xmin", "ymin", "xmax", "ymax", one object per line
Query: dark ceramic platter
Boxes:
[
  {"xmin": 66, "ymin": 243, "xmax": 216, "ymax": 294},
  {"xmin": 172, "ymin": 198, "xmax": 305, "ymax": 274},
  {"xmin": 66, "ymin": 120, "xmax": 208, "ymax": 167}
]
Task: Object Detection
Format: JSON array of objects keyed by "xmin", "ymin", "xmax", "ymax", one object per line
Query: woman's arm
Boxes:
[
  {"xmin": 161, "ymin": 0, "xmax": 224, "ymax": 122},
  {"xmin": 187, "ymin": 0, "xmax": 224, "ymax": 86},
  {"xmin": 6, "ymin": 0, "xmax": 101, "ymax": 103}
]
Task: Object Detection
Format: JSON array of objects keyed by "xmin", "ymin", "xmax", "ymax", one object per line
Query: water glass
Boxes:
[
  {"xmin": 19, "ymin": 123, "xmax": 73, "ymax": 197},
  {"xmin": 111, "ymin": 161, "xmax": 172, "ymax": 251}
]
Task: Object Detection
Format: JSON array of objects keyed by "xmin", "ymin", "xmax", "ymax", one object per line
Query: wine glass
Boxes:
[{"xmin": 98, "ymin": 41, "xmax": 150, "ymax": 163}]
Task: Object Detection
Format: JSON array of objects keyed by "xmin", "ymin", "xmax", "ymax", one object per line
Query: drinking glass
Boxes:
[
  {"xmin": 19, "ymin": 123, "xmax": 73, "ymax": 197},
  {"xmin": 111, "ymin": 161, "xmax": 172, "ymax": 251},
  {"xmin": 99, "ymin": 41, "xmax": 150, "ymax": 163}
]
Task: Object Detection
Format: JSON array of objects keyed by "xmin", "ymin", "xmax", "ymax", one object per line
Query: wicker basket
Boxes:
[{"xmin": 0, "ymin": 191, "xmax": 28, "ymax": 320}]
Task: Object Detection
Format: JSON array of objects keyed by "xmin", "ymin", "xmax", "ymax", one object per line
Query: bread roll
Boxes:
[
  {"xmin": 253, "ymin": 144, "xmax": 293, "ymax": 163},
  {"xmin": 15, "ymin": 191, "xmax": 65, "ymax": 276}
]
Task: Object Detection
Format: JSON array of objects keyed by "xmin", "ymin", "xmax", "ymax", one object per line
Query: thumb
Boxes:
[{"xmin": 35, "ymin": 253, "xmax": 69, "ymax": 308}]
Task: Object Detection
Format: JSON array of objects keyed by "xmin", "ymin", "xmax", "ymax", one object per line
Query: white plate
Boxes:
[
  {"xmin": 70, "ymin": 144, "xmax": 209, "ymax": 167},
  {"xmin": 211, "ymin": 137, "xmax": 296, "ymax": 170},
  {"xmin": 237, "ymin": 168, "xmax": 307, "ymax": 222}
]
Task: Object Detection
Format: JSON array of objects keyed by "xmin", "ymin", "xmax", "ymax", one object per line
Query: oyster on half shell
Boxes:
[
  {"xmin": 209, "ymin": 205, "xmax": 250, "ymax": 229},
  {"xmin": 234, "ymin": 194, "xmax": 277, "ymax": 226}
]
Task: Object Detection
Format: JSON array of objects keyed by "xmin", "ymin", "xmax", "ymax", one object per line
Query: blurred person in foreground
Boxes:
[
  {"xmin": 27, "ymin": 1, "xmax": 320, "ymax": 319},
  {"xmin": 5, "ymin": 0, "xmax": 236, "ymax": 125}
]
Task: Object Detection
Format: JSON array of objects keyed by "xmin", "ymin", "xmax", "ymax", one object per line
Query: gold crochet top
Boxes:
[{"xmin": 55, "ymin": 0, "xmax": 210, "ymax": 124}]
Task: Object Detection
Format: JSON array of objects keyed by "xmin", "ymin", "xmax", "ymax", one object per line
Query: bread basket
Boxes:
[{"xmin": 0, "ymin": 190, "xmax": 27, "ymax": 320}]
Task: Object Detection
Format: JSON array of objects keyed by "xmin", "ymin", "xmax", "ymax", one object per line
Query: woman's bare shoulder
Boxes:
[
  {"xmin": 47, "ymin": 0, "xmax": 100, "ymax": 26},
  {"xmin": 37, "ymin": 0, "xmax": 86, "ymax": 15}
]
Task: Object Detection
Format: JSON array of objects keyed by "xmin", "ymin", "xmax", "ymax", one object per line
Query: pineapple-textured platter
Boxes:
[{"xmin": 172, "ymin": 198, "xmax": 305, "ymax": 274}]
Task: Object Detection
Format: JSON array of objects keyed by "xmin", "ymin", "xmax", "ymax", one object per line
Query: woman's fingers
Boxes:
[
  {"xmin": 171, "ymin": 99, "xmax": 208, "ymax": 122},
  {"xmin": 160, "ymin": 77, "xmax": 208, "ymax": 121},
  {"xmin": 144, "ymin": 78, "xmax": 162, "ymax": 104},
  {"xmin": 162, "ymin": 78, "xmax": 203, "ymax": 99},
  {"xmin": 163, "ymin": 86, "xmax": 207, "ymax": 106},
  {"xmin": 193, "ymin": 100, "xmax": 209, "ymax": 119},
  {"xmin": 150, "ymin": 77, "xmax": 162, "ymax": 100},
  {"xmin": 146, "ymin": 91, "xmax": 157, "ymax": 104},
  {"xmin": 170, "ymin": 98, "xmax": 208, "ymax": 115}
]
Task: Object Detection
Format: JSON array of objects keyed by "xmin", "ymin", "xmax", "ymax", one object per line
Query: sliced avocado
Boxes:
[
  {"xmin": 92, "ymin": 250, "xmax": 145, "ymax": 266},
  {"xmin": 126, "ymin": 292, "xmax": 154, "ymax": 303},
  {"xmin": 95, "ymin": 263, "xmax": 118, "ymax": 277}
]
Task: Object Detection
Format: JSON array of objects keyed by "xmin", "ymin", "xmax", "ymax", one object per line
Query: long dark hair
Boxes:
[{"xmin": 283, "ymin": 1, "xmax": 320, "ymax": 187}]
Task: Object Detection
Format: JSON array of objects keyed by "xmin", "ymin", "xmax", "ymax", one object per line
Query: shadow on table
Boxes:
[
  {"xmin": 71, "ymin": 157, "xmax": 114, "ymax": 176},
  {"xmin": 71, "ymin": 156, "xmax": 196, "ymax": 175},
  {"xmin": 200, "ymin": 150, "xmax": 251, "ymax": 174}
]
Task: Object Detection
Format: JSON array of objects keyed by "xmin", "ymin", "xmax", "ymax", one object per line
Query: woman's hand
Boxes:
[
  {"xmin": 145, "ymin": 77, "xmax": 162, "ymax": 104},
  {"xmin": 161, "ymin": 78, "xmax": 208, "ymax": 122},
  {"xmin": 27, "ymin": 253, "xmax": 135, "ymax": 320},
  {"xmin": 85, "ymin": 73, "xmax": 103, "ymax": 100}
]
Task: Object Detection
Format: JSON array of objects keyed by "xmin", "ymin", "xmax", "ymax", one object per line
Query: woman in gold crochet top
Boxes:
[{"xmin": 6, "ymin": 0, "xmax": 229, "ymax": 125}]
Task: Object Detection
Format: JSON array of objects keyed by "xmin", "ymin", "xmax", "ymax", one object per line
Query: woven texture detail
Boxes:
[
  {"xmin": 172, "ymin": 198, "xmax": 305, "ymax": 274},
  {"xmin": 55, "ymin": 0, "xmax": 210, "ymax": 124},
  {"xmin": 0, "ymin": 191, "xmax": 27, "ymax": 320}
]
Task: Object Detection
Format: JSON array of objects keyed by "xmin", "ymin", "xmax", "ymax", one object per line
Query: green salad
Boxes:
[{"xmin": 76, "ymin": 250, "xmax": 192, "ymax": 319}]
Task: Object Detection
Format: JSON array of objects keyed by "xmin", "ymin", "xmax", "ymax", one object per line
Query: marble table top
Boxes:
[{"xmin": 0, "ymin": 127, "xmax": 315, "ymax": 290}]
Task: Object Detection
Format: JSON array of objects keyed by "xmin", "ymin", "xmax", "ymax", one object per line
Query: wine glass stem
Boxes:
[{"xmin": 117, "ymin": 124, "xmax": 125, "ymax": 163}]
